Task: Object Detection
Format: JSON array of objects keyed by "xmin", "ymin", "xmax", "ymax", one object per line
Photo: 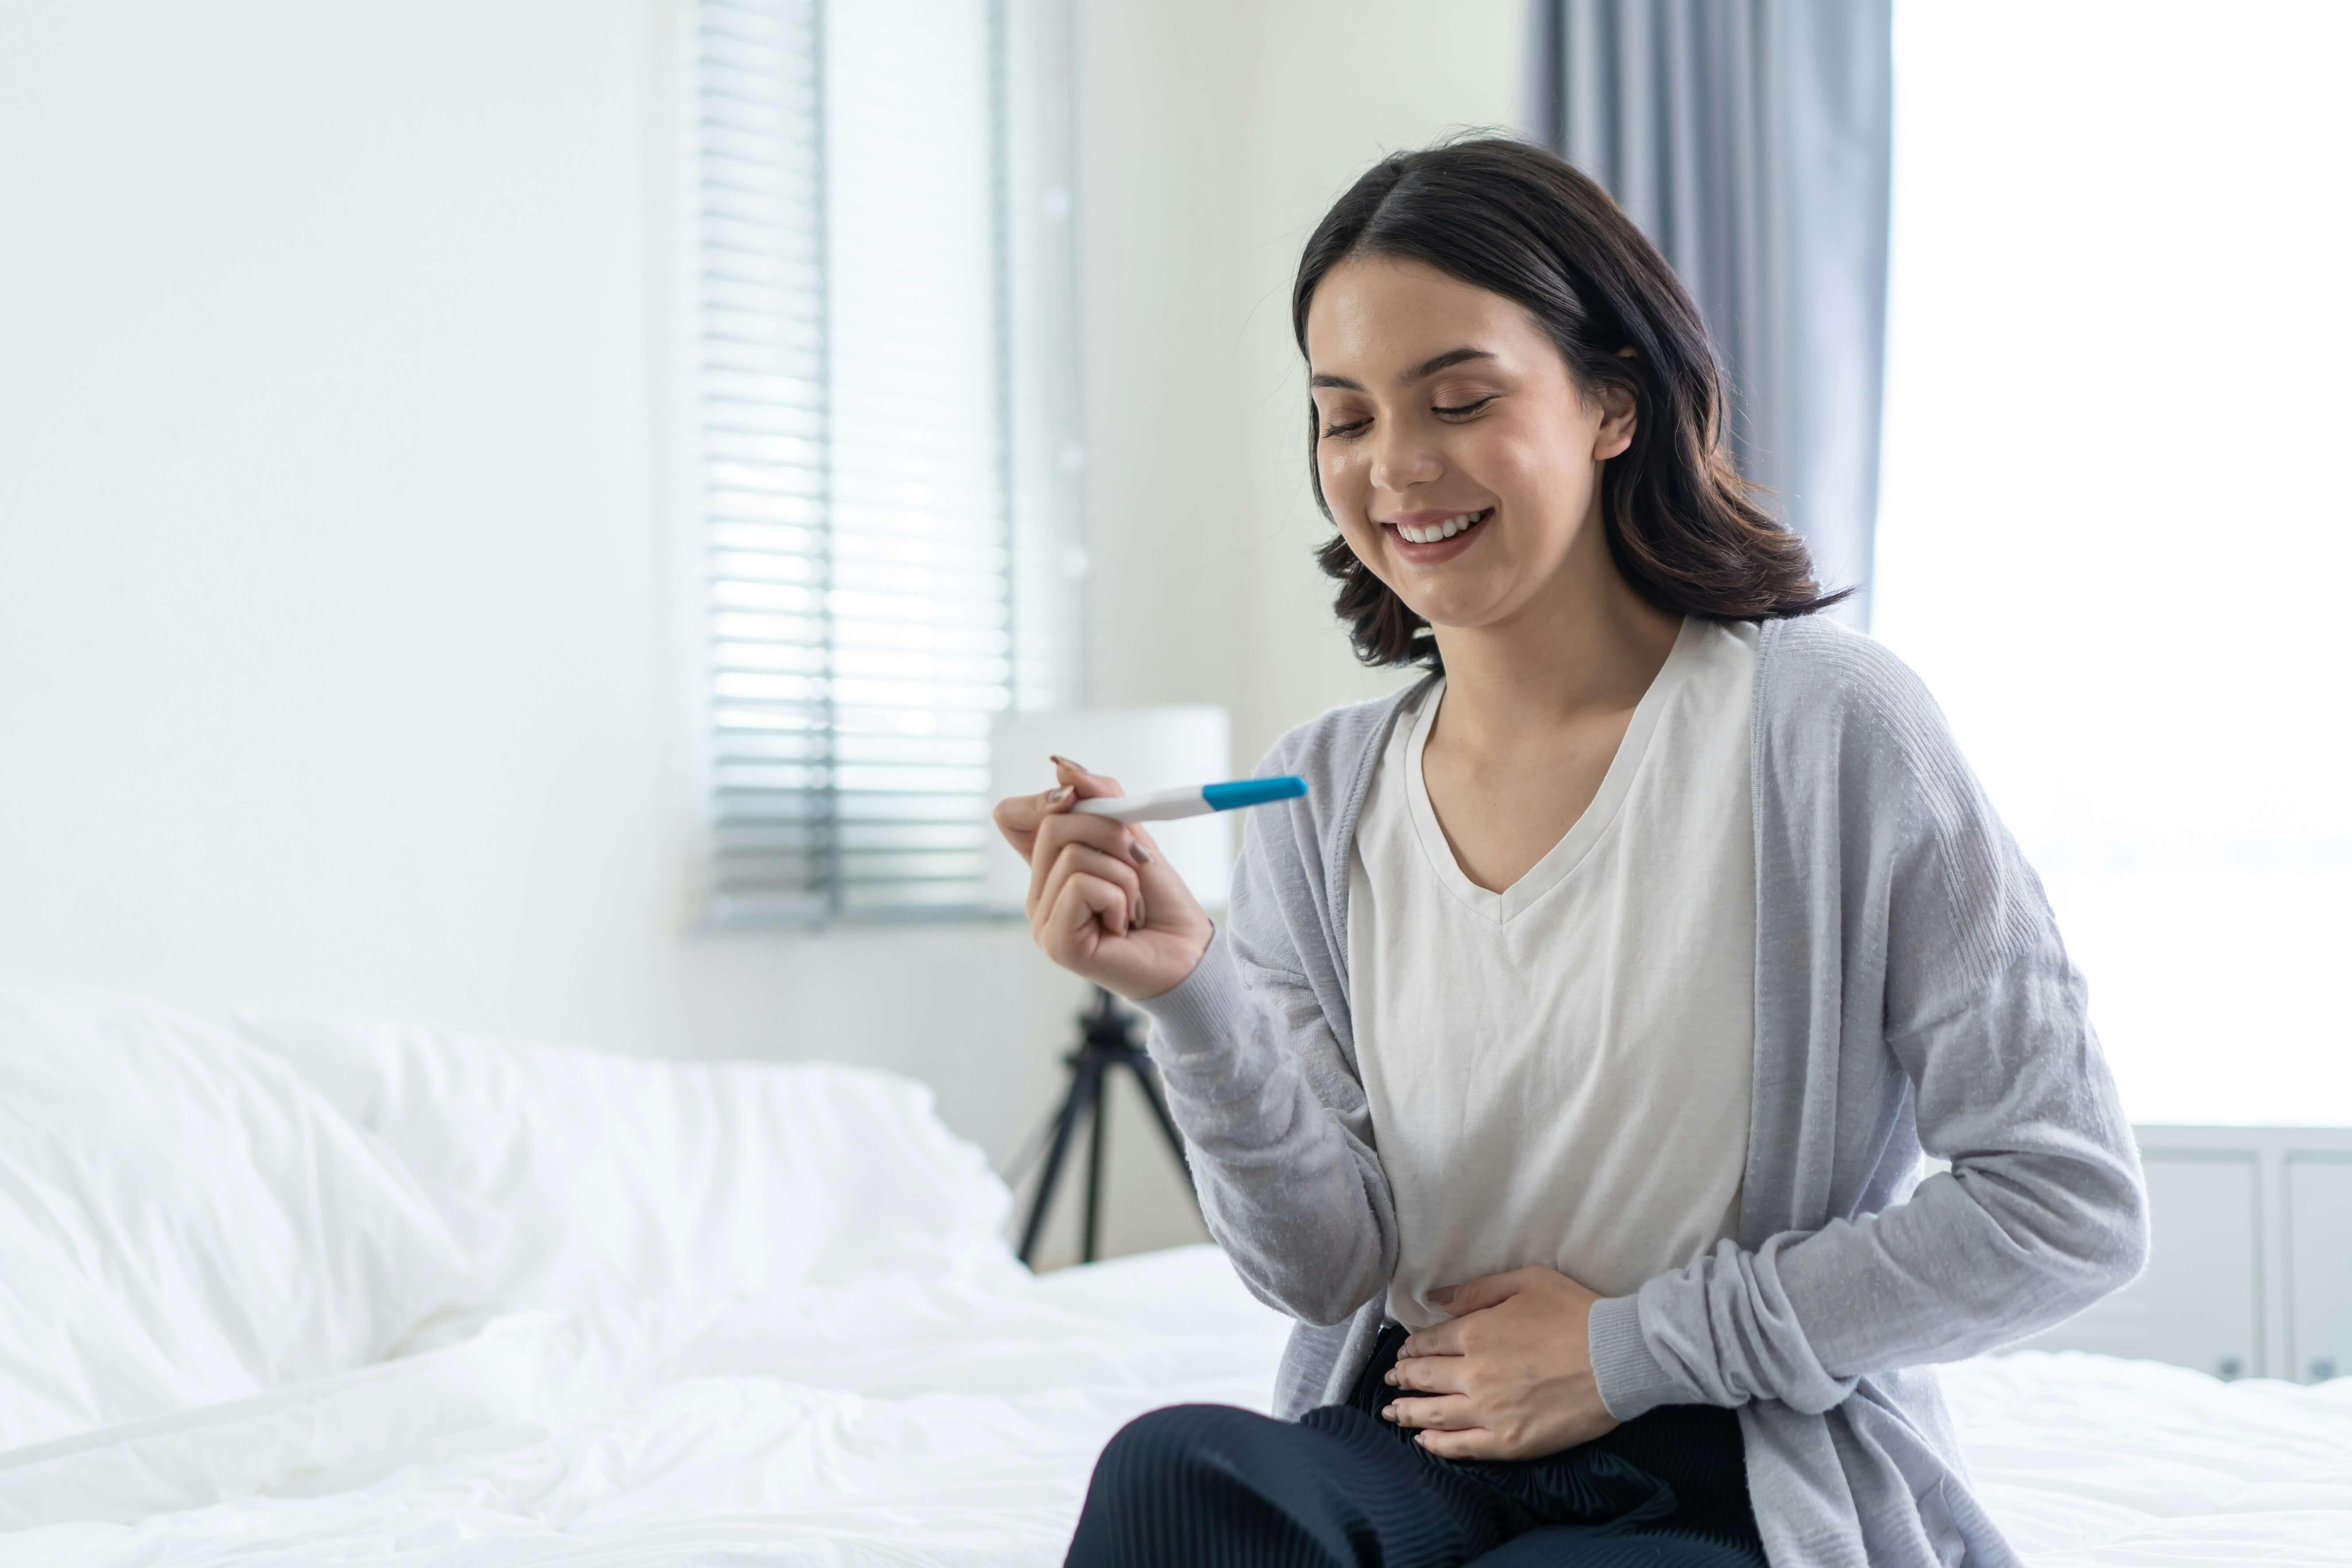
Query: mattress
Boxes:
[{"xmin": 3, "ymin": 1244, "xmax": 2347, "ymax": 1566}]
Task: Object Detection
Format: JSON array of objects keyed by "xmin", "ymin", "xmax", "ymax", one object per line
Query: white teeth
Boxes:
[{"xmin": 1396, "ymin": 510, "xmax": 1486, "ymax": 545}]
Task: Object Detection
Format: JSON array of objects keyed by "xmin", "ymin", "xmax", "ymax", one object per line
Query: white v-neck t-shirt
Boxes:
[{"xmin": 1346, "ymin": 613, "xmax": 1758, "ymax": 1330}]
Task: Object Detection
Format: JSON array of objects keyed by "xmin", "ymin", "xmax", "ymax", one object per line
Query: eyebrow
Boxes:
[{"xmin": 1308, "ymin": 346, "xmax": 1497, "ymax": 392}]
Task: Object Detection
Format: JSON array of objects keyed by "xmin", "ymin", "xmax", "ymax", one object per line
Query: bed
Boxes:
[{"xmin": 3, "ymin": 981, "xmax": 2348, "ymax": 1567}]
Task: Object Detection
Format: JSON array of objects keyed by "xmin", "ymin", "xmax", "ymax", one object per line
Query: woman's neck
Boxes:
[{"xmin": 1426, "ymin": 530, "xmax": 1683, "ymax": 754}]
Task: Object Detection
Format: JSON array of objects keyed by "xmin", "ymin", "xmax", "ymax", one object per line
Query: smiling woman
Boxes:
[
  {"xmin": 1293, "ymin": 140, "xmax": 1851, "ymax": 672},
  {"xmin": 998, "ymin": 135, "xmax": 2145, "ymax": 1568}
]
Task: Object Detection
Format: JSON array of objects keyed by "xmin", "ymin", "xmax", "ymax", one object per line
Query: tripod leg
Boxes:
[
  {"xmin": 1082, "ymin": 1065, "xmax": 1109, "ymax": 1264},
  {"xmin": 1017, "ymin": 1058, "xmax": 1093, "ymax": 1268}
]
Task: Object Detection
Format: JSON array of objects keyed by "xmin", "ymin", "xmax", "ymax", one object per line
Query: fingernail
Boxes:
[
  {"xmin": 1047, "ymin": 785, "xmax": 1073, "ymax": 804},
  {"xmin": 1429, "ymin": 1286, "xmax": 1455, "ymax": 1305},
  {"xmin": 1129, "ymin": 842, "xmax": 1152, "ymax": 866},
  {"xmin": 1048, "ymin": 754, "xmax": 1082, "ymax": 771},
  {"xmin": 1381, "ymin": 1407, "xmax": 1397, "ymax": 1421},
  {"xmin": 1383, "ymin": 1370, "xmax": 1398, "ymax": 1386}
]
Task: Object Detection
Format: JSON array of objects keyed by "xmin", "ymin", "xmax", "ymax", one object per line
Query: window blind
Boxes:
[{"xmin": 693, "ymin": 0, "xmax": 1078, "ymax": 926}]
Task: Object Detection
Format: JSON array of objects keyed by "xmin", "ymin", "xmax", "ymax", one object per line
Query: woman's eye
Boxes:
[
  {"xmin": 1320, "ymin": 417, "xmax": 1371, "ymax": 439},
  {"xmin": 1433, "ymin": 396, "xmax": 1498, "ymax": 419}
]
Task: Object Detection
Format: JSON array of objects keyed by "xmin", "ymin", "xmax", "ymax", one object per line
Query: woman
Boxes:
[{"xmin": 993, "ymin": 138, "xmax": 2146, "ymax": 1568}]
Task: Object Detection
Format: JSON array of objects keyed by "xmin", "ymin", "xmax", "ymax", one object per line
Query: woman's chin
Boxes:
[{"xmin": 1401, "ymin": 584, "xmax": 1521, "ymax": 637}]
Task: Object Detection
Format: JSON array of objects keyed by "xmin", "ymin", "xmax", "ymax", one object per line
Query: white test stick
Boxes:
[{"xmin": 1069, "ymin": 776, "xmax": 1308, "ymax": 825}]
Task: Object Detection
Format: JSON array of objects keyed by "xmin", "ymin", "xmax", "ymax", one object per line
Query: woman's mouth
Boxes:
[{"xmin": 1382, "ymin": 506, "xmax": 1493, "ymax": 563}]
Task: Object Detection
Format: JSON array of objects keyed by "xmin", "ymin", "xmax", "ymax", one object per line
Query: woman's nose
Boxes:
[{"xmin": 1367, "ymin": 425, "xmax": 1443, "ymax": 493}]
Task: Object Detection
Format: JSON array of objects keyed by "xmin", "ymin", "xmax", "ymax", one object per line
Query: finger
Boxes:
[
  {"xmin": 1052, "ymin": 757, "xmax": 1126, "ymax": 800},
  {"xmin": 1414, "ymin": 1426, "xmax": 1498, "ymax": 1460},
  {"xmin": 1028, "ymin": 811, "xmax": 1142, "ymax": 914},
  {"xmin": 1040, "ymin": 871, "xmax": 1130, "ymax": 963},
  {"xmin": 1043, "ymin": 764, "xmax": 1180, "ymax": 920},
  {"xmin": 1384, "ymin": 1355, "xmax": 1469, "ymax": 1395},
  {"xmin": 1048, "ymin": 763, "xmax": 1144, "ymax": 875},
  {"xmin": 1033, "ymin": 843, "xmax": 1143, "ymax": 928},
  {"xmin": 1032, "ymin": 842, "xmax": 1144, "ymax": 931},
  {"xmin": 1382, "ymin": 1394, "xmax": 1478, "ymax": 1432},
  {"xmin": 1397, "ymin": 1320, "xmax": 1467, "ymax": 1360},
  {"xmin": 1039, "ymin": 873, "xmax": 1129, "ymax": 963},
  {"xmin": 1112, "ymin": 822, "xmax": 1195, "ymax": 927},
  {"xmin": 994, "ymin": 784, "xmax": 1076, "ymax": 858}
]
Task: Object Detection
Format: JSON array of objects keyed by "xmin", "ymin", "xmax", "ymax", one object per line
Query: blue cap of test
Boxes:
[{"xmin": 1201, "ymin": 776, "xmax": 1309, "ymax": 811}]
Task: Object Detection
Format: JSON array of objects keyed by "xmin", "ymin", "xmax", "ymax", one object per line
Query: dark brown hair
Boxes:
[{"xmin": 1295, "ymin": 136, "xmax": 1853, "ymax": 668}]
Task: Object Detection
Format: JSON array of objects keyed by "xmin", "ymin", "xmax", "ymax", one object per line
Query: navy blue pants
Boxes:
[{"xmin": 1067, "ymin": 1323, "xmax": 1766, "ymax": 1567}]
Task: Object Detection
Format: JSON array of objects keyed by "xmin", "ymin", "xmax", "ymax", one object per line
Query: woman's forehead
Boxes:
[{"xmin": 1305, "ymin": 256, "xmax": 1542, "ymax": 378}]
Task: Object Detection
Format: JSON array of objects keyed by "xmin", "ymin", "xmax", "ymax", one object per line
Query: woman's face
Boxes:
[{"xmin": 1304, "ymin": 255, "xmax": 1634, "ymax": 638}]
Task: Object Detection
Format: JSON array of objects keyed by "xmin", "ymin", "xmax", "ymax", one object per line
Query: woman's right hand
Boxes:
[{"xmin": 991, "ymin": 757, "xmax": 1215, "ymax": 1002}]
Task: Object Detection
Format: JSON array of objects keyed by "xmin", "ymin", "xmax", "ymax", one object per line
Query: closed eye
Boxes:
[{"xmin": 1320, "ymin": 394, "xmax": 1495, "ymax": 438}]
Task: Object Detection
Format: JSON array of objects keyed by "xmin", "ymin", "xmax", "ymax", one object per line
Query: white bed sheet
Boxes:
[{"xmin": 3, "ymin": 1245, "xmax": 2346, "ymax": 1567}]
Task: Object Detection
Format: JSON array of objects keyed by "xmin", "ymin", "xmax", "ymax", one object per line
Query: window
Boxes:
[
  {"xmin": 1875, "ymin": 1, "xmax": 2352, "ymax": 1122},
  {"xmin": 690, "ymin": 0, "xmax": 1083, "ymax": 926}
]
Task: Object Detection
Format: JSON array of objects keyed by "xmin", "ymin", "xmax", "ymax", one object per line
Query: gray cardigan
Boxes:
[{"xmin": 1135, "ymin": 611, "xmax": 2149, "ymax": 1568}]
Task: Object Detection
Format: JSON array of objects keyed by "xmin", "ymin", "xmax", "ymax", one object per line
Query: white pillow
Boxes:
[
  {"xmin": 0, "ymin": 981, "xmax": 470, "ymax": 1451},
  {"xmin": 230, "ymin": 1016, "xmax": 1017, "ymax": 1309}
]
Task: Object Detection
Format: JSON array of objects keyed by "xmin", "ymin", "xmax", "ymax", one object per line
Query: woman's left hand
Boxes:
[{"xmin": 1383, "ymin": 1265, "xmax": 1619, "ymax": 1460}]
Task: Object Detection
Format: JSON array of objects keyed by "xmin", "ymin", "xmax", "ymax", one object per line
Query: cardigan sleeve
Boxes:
[
  {"xmin": 1131, "ymin": 754, "xmax": 1398, "ymax": 1330},
  {"xmin": 1587, "ymin": 652, "xmax": 2151, "ymax": 1421}
]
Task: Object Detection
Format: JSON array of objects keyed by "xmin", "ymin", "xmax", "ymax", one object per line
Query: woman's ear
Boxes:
[{"xmin": 1594, "ymin": 374, "xmax": 1638, "ymax": 462}]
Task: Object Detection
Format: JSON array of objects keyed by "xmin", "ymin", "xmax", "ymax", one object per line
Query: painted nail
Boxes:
[
  {"xmin": 1049, "ymin": 754, "xmax": 1082, "ymax": 771},
  {"xmin": 1047, "ymin": 785, "xmax": 1074, "ymax": 804},
  {"xmin": 1129, "ymin": 842, "xmax": 1152, "ymax": 866}
]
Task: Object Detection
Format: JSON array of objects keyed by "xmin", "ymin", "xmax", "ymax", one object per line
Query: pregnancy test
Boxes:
[{"xmin": 1071, "ymin": 776, "xmax": 1308, "ymax": 824}]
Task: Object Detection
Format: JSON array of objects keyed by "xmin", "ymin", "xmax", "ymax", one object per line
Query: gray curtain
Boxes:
[{"xmin": 1526, "ymin": 0, "xmax": 1893, "ymax": 628}]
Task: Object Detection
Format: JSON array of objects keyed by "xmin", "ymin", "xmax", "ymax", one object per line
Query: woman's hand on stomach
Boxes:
[
  {"xmin": 1383, "ymin": 1265, "xmax": 1618, "ymax": 1459},
  {"xmin": 991, "ymin": 757, "xmax": 1215, "ymax": 1002}
]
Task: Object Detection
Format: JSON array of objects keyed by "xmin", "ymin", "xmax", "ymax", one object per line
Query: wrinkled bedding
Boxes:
[
  {"xmin": 5, "ymin": 1245, "xmax": 2349, "ymax": 1567},
  {"xmin": 4, "ymin": 983, "xmax": 2344, "ymax": 1565}
]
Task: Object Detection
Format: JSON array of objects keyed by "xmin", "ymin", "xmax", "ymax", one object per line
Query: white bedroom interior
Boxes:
[
  {"xmin": 1, "ymin": 0, "xmax": 1505, "ymax": 1266},
  {"xmin": 2, "ymin": 0, "xmax": 2349, "ymax": 1560}
]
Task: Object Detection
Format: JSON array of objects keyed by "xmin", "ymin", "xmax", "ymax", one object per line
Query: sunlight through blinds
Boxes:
[{"xmin": 694, "ymin": 0, "xmax": 1075, "ymax": 926}]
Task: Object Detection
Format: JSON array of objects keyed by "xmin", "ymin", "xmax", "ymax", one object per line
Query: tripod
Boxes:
[{"xmin": 1015, "ymin": 985, "xmax": 1196, "ymax": 1267}]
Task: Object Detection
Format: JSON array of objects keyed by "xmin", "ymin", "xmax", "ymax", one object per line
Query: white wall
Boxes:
[
  {"xmin": 0, "ymin": 0, "xmax": 672, "ymax": 1045},
  {"xmin": 1077, "ymin": 0, "xmax": 1526, "ymax": 772},
  {"xmin": 0, "ymin": 0, "xmax": 1520, "ymax": 1266}
]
